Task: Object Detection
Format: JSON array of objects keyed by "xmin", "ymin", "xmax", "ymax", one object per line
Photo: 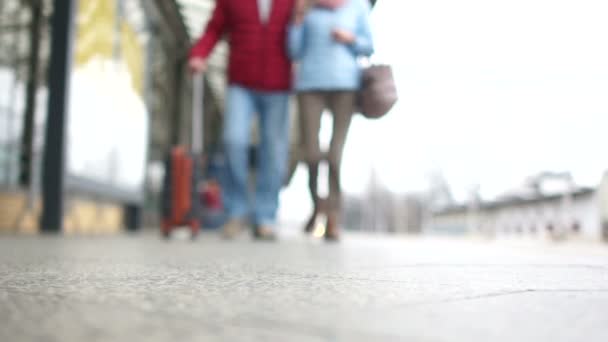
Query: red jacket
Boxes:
[{"xmin": 190, "ymin": 0, "xmax": 295, "ymax": 91}]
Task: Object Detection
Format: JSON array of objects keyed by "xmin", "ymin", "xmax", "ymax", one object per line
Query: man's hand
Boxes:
[
  {"xmin": 189, "ymin": 57, "xmax": 208, "ymax": 74},
  {"xmin": 332, "ymin": 28, "xmax": 356, "ymax": 44}
]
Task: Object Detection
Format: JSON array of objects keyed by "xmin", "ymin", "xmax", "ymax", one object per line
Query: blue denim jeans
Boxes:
[{"xmin": 222, "ymin": 85, "xmax": 290, "ymax": 227}]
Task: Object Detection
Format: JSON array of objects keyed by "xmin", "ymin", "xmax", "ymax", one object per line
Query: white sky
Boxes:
[
  {"xmin": 280, "ymin": 0, "xmax": 608, "ymax": 220},
  {"xmin": 346, "ymin": 0, "xmax": 608, "ymax": 199}
]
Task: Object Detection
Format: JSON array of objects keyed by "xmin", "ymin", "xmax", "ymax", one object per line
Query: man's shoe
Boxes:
[
  {"xmin": 221, "ymin": 219, "xmax": 243, "ymax": 240},
  {"xmin": 253, "ymin": 225, "xmax": 277, "ymax": 241}
]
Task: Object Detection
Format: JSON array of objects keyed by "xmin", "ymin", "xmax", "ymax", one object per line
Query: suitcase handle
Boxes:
[{"xmin": 191, "ymin": 73, "xmax": 204, "ymax": 154}]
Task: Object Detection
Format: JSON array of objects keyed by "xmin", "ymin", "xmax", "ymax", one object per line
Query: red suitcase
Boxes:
[{"xmin": 161, "ymin": 74, "xmax": 205, "ymax": 239}]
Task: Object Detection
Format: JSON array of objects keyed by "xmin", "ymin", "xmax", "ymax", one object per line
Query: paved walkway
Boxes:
[{"xmin": 1, "ymin": 232, "xmax": 607, "ymax": 341}]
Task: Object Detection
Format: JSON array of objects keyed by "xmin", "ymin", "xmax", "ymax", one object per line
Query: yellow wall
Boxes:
[
  {"xmin": 0, "ymin": 192, "xmax": 39, "ymax": 234},
  {"xmin": 0, "ymin": 191, "xmax": 124, "ymax": 235},
  {"xmin": 63, "ymin": 198, "xmax": 124, "ymax": 235}
]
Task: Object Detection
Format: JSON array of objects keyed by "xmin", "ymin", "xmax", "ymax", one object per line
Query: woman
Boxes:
[{"xmin": 288, "ymin": 0, "xmax": 374, "ymax": 240}]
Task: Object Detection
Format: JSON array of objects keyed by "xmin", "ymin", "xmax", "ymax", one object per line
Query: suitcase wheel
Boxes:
[
  {"xmin": 161, "ymin": 219, "xmax": 172, "ymax": 239},
  {"xmin": 189, "ymin": 220, "xmax": 200, "ymax": 240}
]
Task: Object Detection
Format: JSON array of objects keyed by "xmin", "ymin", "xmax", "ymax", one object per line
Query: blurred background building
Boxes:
[{"xmin": 428, "ymin": 171, "xmax": 608, "ymax": 242}]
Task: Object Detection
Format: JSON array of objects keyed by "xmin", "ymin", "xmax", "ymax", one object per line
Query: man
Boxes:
[{"xmin": 189, "ymin": 0, "xmax": 295, "ymax": 240}]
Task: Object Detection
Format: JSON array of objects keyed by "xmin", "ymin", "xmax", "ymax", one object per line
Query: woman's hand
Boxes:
[
  {"xmin": 293, "ymin": 0, "xmax": 308, "ymax": 24},
  {"xmin": 332, "ymin": 28, "xmax": 356, "ymax": 44}
]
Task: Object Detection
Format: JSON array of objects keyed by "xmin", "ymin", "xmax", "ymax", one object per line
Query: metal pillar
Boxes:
[
  {"xmin": 40, "ymin": 0, "xmax": 77, "ymax": 233},
  {"xmin": 124, "ymin": 204, "xmax": 142, "ymax": 231},
  {"xmin": 19, "ymin": 0, "xmax": 43, "ymax": 187}
]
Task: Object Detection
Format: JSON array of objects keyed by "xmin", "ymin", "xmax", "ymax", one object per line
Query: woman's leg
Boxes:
[
  {"xmin": 297, "ymin": 92, "xmax": 326, "ymax": 232},
  {"xmin": 326, "ymin": 91, "xmax": 356, "ymax": 238}
]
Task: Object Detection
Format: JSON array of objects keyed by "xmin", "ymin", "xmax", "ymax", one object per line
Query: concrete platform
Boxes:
[{"xmin": 1, "ymin": 232, "xmax": 607, "ymax": 341}]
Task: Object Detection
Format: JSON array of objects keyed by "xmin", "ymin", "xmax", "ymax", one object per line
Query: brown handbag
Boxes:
[{"xmin": 358, "ymin": 64, "xmax": 398, "ymax": 119}]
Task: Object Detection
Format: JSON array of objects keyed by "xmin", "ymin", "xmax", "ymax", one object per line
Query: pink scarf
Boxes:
[{"xmin": 315, "ymin": 0, "xmax": 346, "ymax": 9}]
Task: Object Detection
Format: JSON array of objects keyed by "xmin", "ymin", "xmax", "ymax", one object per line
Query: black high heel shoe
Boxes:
[
  {"xmin": 324, "ymin": 213, "xmax": 340, "ymax": 242},
  {"xmin": 303, "ymin": 211, "xmax": 318, "ymax": 234}
]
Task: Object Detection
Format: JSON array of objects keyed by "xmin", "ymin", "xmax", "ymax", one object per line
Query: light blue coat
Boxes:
[{"xmin": 287, "ymin": 0, "xmax": 374, "ymax": 91}]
